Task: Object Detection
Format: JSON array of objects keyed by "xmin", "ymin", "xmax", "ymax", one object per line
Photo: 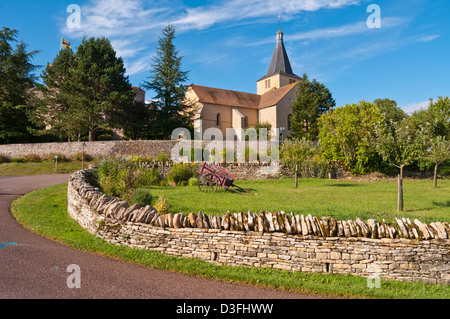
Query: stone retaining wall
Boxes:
[{"xmin": 68, "ymin": 169, "xmax": 450, "ymax": 285}]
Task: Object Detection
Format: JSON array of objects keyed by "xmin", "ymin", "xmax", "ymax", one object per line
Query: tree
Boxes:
[
  {"xmin": 428, "ymin": 96, "xmax": 450, "ymax": 137},
  {"xmin": 0, "ymin": 27, "xmax": 39, "ymax": 144},
  {"xmin": 290, "ymin": 73, "xmax": 335, "ymax": 141},
  {"xmin": 318, "ymin": 101, "xmax": 383, "ymax": 174},
  {"xmin": 280, "ymin": 137, "xmax": 319, "ymax": 187},
  {"xmin": 373, "ymin": 98, "xmax": 407, "ymax": 123},
  {"xmin": 142, "ymin": 24, "xmax": 194, "ymax": 140},
  {"xmin": 70, "ymin": 37, "xmax": 135, "ymax": 141},
  {"xmin": 33, "ymin": 47, "xmax": 85, "ymax": 141},
  {"xmin": 423, "ymin": 135, "xmax": 450, "ymax": 188},
  {"xmin": 373, "ymin": 120, "xmax": 427, "ymax": 212}
]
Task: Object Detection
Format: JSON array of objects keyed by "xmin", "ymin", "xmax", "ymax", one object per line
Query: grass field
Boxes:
[
  {"xmin": 11, "ymin": 183, "xmax": 450, "ymax": 299},
  {"xmin": 144, "ymin": 178, "xmax": 450, "ymax": 224},
  {"xmin": 0, "ymin": 159, "xmax": 98, "ymax": 176}
]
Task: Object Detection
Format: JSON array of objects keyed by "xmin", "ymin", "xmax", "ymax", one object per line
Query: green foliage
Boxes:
[
  {"xmin": 96, "ymin": 158, "xmax": 161, "ymax": 201},
  {"xmin": 0, "ymin": 154, "xmax": 10, "ymax": 163},
  {"xmin": 0, "ymin": 27, "xmax": 40, "ymax": 144},
  {"xmin": 290, "ymin": 73, "xmax": 335, "ymax": 141},
  {"xmin": 142, "ymin": 24, "xmax": 194, "ymax": 139},
  {"xmin": 318, "ymin": 100, "xmax": 384, "ymax": 174},
  {"xmin": 188, "ymin": 177, "xmax": 198, "ymax": 186},
  {"xmin": 23, "ymin": 154, "xmax": 41, "ymax": 162},
  {"xmin": 166, "ymin": 163, "xmax": 195, "ymax": 185},
  {"xmin": 281, "ymin": 138, "xmax": 319, "ymax": 172},
  {"xmin": 156, "ymin": 152, "xmax": 170, "ymax": 162},
  {"xmin": 373, "ymin": 119, "xmax": 428, "ymax": 170},
  {"xmin": 34, "ymin": 36, "xmax": 135, "ymax": 142},
  {"xmin": 71, "ymin": 151, "xmax": 92, "ymax": 162},
  {"xmin": 46, "ymin": 153, "xmax": 69, "ymax": 162},
  {"xmin": 154, "ymin": 195, "xmax": 170, "ymax": 214},
  {"xmin": 130, "ymin": 188, "xmax": 153, "ymax": 206}
]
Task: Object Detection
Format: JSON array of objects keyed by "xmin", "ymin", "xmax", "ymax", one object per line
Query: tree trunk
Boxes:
[
  {"xmin": 434, "ymin": 163, "xmax": 438, "ymax": 188},
  {"xmin": 295, "ymin": 164, "xmax": 298, "ymax": 188},
  {"xmin": 88, "ymin": 129, "xmax": 95, "ymax": 142},
  {"xmin": 397, "ymin": 166, "xmax": 404, "ymax": 212}
]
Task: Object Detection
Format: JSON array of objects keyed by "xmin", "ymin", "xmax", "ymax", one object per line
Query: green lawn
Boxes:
[
  {"xmin": 145, "ymin": 178, "xmax": 450, "ymax": 224},
  {"xmin": 0, "ymin": 159, "xmax": 98, "ymax": 176},
  {"xmin": 11, "ymin": 183, "xmax": 450, "ymax": 299}
]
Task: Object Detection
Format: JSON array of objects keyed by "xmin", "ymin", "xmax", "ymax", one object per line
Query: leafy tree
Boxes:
[
  {"xmin": 0, "ymin": 27, "xmax": 39, "ymax": 144},
  {"xmin": 428, "ymin": 96, "xmax": 450, "ymax": 137},
  {"xmin": 142, "ymin": 24, "xmax": 194, "ymax": 140},
  {"xmin": 70, "ymin": 37, "xmax": 135, "ymax": 141},
  {"xmin": 373, "ymin": 98, "xmax": 407, "ymax": 123},
  {"xmin": 423, "ymin": 135, "xmax": 450, "ymax": 188},
  {"xmin": 290, "ymin": 73, "xmax": 335, "ymax": 141},
  {"xmin": 318, "ymin": 101, "xmax": 383, "ymax": 174},
  {"xmin": 373, "ymin": 120, "xmax": 427, "ymax": 211},
  {"xmin": 281, "ymin": 137, "xmax": 319, "ymax": 187}
]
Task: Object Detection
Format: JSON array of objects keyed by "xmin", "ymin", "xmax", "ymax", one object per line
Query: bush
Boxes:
[
  {"xmin": 23, "ymin": 154, "xmax": 41, "ymax": 162},
  {"xmin": 154, "ymin": 195, "xmax": 170, "ymax": 214},
  {"xmin": 72, "ymin": 151, "xmax": 92, "ymax": 162},
  {"xmin": 139, "ymin": 167, "xmax": 161, "ymax": 186},
  {"xmin": 130, "ymin": 188, "xmax": 153, "ymax": 206},
  {"xmin": 96, "ymin": 158, "xmax": 162, "ymax": 200},
  {"xmin": 130, "ymin": 156, "xmax": 154, "ymax": 163},
  {"xmin": 166, "ymin": 163, "xmax": 194, "ymax": 185},
  {"xmin": 188, "ymin": 177, "xmax": 198, "ymax": 186},
  {"xmin": 0, "ymin": 154, "xmax": 10, "ymax": 163},
  {"xmin": 47, "ymin": 153, "xmax": 69, "ymax": 162},
  {"xmin": 156, "ymin": 152, "xmax": 169, "ymax": 163}
]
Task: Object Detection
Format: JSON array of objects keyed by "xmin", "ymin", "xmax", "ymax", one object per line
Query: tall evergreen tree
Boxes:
[
  {"xmin": 0, "ymin": 27, "xmax": 39, "ymax": 144},
  {"xmin": 71, "ymin": 37, "xmax": 135, "ymax": 141},
  {"xmin": 33, "ymin": 47, "xmax": 85, "ymax": 141},
  {"xmin": 142, "ymin": 24, "xmax": 194, "ymax": 140},
  {"xmin": 290, "ymin": 73, "xmax": 335, "ymax": 141}
]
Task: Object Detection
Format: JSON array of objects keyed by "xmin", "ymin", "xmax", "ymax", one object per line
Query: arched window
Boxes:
[
  {"xmin": 216, "ymin": 113, "xmax": 221, "ymax": 127},
  {"xmin": 241, "ymin": 116, "xmax": 249, "ymax": 129}
]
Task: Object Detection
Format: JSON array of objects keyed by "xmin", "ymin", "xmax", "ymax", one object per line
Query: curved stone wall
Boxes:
[{"xmin": 68, "ymin": 169, "xmax": 450, "ymax": 285}]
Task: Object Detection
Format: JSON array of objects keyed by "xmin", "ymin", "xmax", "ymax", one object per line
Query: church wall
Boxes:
[
  {"xmin": 275, "ymin": 87, "xmax": 297, "ymax": 136},
  {"xmin": 258, "ymin": 105, "xmax": 277, "ymax": 130},
  {"xmin": 199, "ymin": 103, "xmax": 258, "ymax": 139}
]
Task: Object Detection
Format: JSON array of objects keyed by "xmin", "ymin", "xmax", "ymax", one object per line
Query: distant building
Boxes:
[{"xmin": 186, "ymin": 27, "xmax": 301, "ymax": 140}]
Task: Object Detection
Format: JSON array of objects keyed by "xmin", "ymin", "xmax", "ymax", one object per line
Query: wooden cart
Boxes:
[{"xmin": 197, "ymin": 163, "xmax": 251, "ymax": 195}]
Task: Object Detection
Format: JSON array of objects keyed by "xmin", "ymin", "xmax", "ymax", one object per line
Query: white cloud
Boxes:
[
  {"xmin": 419, "ymin": 35, "xmax": 440, "ymax": 42},
  {"xmin": 173, "ymin": 0, "xmax": 363, "ymax": 31},
  {"xmin": 400, "ymin": 100, "xmax": 430, "ymax": 114}
]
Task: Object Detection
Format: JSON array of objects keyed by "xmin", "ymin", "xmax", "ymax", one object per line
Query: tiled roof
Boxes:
[{"xmin": 189, "ymin": 83, "xmax": 297, "ymax": 109}]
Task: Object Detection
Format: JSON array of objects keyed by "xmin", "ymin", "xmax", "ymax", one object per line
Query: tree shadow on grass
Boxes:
[
  {"xmin": 325, "ymin": 183, "xmax": 363, "ymax": 187},
  {"xmin": 432, "ymin": 201, "xmax": 450, "ymax": 208}
]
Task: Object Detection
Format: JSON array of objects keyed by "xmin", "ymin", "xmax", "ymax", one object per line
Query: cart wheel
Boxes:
[{"xmin": 198, "ymin": 173, "xmax": 218, "ymax": 193}]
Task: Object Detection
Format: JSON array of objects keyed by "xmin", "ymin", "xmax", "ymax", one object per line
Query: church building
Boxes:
[{"xmin": 185, "ymin": 27, "xmax": 301, "ymax": 140}]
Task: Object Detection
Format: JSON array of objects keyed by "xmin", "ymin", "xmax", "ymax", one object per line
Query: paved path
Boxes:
[{"xmin": 0, "ymin": 174, "xmax": 321, "ymax": 299}]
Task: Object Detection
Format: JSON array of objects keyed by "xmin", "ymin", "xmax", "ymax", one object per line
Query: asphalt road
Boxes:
[{"xmin": 0, "ymin": 174, "xmax": 321, "ymax": 300}]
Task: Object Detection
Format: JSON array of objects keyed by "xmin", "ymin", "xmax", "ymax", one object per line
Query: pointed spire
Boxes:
[{"xmin": 266, "ymin": 27, "xmax": 294, "ymax": 77}]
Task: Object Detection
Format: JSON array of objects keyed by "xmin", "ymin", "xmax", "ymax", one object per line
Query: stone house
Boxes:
[{"xmin": 185, "ymin": 27, "xmax": 301, "ymax": 140}]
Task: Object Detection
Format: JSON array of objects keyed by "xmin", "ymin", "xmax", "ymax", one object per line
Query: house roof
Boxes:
[{"xmin": 189, "ymin": 83, "xmax": 297, "ymax": 110}]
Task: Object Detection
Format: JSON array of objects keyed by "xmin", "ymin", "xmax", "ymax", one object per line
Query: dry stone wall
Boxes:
[{"xmin": 68, "ymin": 169, "xmax": 450, "ymax": 285}]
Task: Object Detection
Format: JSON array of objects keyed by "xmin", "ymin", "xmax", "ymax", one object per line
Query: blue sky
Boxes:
[{"xmin": 1, "ymin": 0, "xmax": 449, "ymax": 113}]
